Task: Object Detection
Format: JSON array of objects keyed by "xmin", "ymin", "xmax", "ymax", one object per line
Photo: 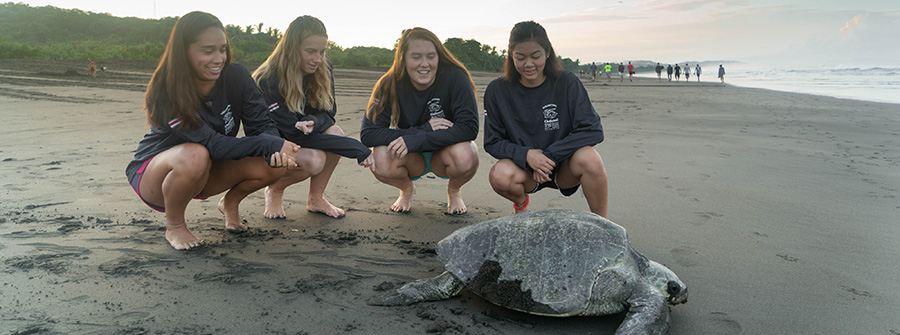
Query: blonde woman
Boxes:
[
  {"xmin": 361, "ymin": 28, "xmax": 479, "ymax": 215},
  {"xmin": 253, "ymin": 15, "xmax": 373, "ymax": 219}
]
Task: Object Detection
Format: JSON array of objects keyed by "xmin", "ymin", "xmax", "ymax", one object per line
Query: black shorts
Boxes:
[{"xmin": 528, "ymin": 168, "xmax": 580, "ymax": 197}]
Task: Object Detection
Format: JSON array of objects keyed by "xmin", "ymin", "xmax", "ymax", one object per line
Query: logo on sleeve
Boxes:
[
  {"xmin": 168, "ymin": 118, "xmax": 182, "ymax": 129},
  {"xmin": 542, "ymin": 104, "xmax": 559, "ymax": 131},
  {"xmin": 427, "ymin": 98, "xmax": 445, "ymax": 119},
  {"xmin": 268, "ymin": 103, "xmax": 279, "ymax": 112}
]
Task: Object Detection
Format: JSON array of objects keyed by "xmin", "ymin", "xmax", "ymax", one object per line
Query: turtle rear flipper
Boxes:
[
  {"xmin": 616, "ymin": 284, "xmax": 670, "ymax": 335},
  {"xmin": 368, "ymin": 271, "xmax": 464, "ymax": 306}
]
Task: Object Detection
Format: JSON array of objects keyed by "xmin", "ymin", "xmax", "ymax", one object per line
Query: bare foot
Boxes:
[
  {"xmin": 445, "ymin": 188, "xmax": 467, "ymax": 215},
  {"xmin": 263, "ymin": 186, "xmax": 287, "ymax": 219},
  {"xmin": 307, "ymin": 196, "xmax": 345, "ymax": 219},
  {"xmin": 165, "ymin": 222, "xmax": 205, "ymax": 250},
  {"xmin": 390, "ymin": 185, "xmax": 415, "ymax": 213},
  {"xmin": 218, "ymin": 197, "xmax": 247, "ymax": 233}
]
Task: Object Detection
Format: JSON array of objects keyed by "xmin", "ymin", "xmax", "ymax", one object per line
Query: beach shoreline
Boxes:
[{"xmin": 2, "ymin": 59, "xmax": 899, "ymax": 334}]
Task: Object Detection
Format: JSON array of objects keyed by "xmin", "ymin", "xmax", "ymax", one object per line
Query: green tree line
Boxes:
[{"xmin": 0, "ymin": 3, "xmax": 583, "ymax": 72}]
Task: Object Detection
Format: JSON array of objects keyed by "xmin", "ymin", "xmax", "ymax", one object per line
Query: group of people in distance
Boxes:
[
  {"xmin": 587, "ymin": 62, "xmax": 635, "ymax": 82},
  {"xmin": 654, "ymin": 63, "xmax": 700, "ymax": 82},
  {"xmin": 654, "ymin": 63, "xmax": 726, "ymax": 83},
  {"xmin": 125, "ymin": 12, "xmax": 609, "ymax": 250}
]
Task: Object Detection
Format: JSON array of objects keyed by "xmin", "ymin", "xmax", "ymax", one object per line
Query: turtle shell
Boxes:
[{"xmin": 437, "ymin": 209, "xmax": 634, "ymax": 316}]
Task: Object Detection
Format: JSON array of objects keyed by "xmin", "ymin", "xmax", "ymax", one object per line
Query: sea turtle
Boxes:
[{"xmin": 369, "ymin": 209, "xmax": 688, "ymax": 335}]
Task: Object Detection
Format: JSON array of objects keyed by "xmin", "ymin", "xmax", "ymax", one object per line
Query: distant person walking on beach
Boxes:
[
  {"xmin": 589, "ymin": 62, "xmax": 597, "ymax": 81},
  {"xmin": 684, "ymin": 64, "xmax": 690, "ymax": 81},
  {"xmin": 718, "ymin": 64, "xmax": 726, "ymax": 83},
  {"xmin": 604, "ymin": 63, "xmax": 612, "ymax": 81},
  {"xmin": 252, "ymin": 15, "xmax": 374, "ymax": 220},
  {"xmin": 618, "ymin": 63, "xmax": 625, "ymax": 81},
  {"xmin": 361, "ymin": 27, "xmax": 480, "ymax": 215},
  {"xmin": 125, "ymin": 11, "xmax": 301, "ymax": 250},
  {"xmin": 667, "ymin": 64, "xmax": 673, "ymax": 81},
  {"xmin": 627, "ymin": 62, "xmax": 634, "ymax": 82},
  {"xmin": 655, "ymin": 63, "xmax": 663, "ymax": 82},
  {"xmin": 674, "ymin": 64, "xmax": 681, "ymax": 81},
  {"xmin": 87, "ymin": 58, "xmax": 97, "ymax": 77},
  {"xmin": 695, "ymin": 64, "xmax": 702, "ymax": 82},
  {"xmin": 484, "ymin": 21, "xmax": 608, "ymax": 217}
]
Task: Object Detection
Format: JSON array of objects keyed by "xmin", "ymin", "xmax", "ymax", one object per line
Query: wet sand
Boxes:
[{"xmin": 1, "ymin": 59, "xmax": 899, "ymax": 334}]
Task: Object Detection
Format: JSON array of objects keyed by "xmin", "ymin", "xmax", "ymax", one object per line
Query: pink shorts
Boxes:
[{"xmin": 129, "ymin": 156, "xmax": 207, "ymax": 212}]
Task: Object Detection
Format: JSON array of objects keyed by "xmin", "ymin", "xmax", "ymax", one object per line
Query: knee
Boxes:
[
  {"xmin": 370, "ymin": 146, "xmax": 395, "ymax": 178},
  {"xmin": 449, "ymin": 143, "xmax": 479, "ymax": 173},
  {"xmin": 571, "ymin": 147, "xmax": 607, "ymax": 177},
  {"xmin": 488, "ymin": 162, "xmax": 517, "ymax": 191},
  {"xmin": 325, "ymin": 125, "xmax": 345, "ymax": 136},
  {"xmin": 172, "ymin": 143, "xmax": 211, "ymax": 176},
  {"xmin": 297, "ymin": 149, "xmax": 327, "ymax": 175}
]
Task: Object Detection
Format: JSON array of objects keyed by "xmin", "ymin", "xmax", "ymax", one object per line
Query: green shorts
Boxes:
[{"xmin": 410, "ymin": 151, "xmax": 450, "ymax": 181}]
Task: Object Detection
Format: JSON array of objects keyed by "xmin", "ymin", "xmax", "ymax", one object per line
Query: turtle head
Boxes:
[{"xmin": 645, "ymin": 260, "xmax": 689, "ymax": 305}]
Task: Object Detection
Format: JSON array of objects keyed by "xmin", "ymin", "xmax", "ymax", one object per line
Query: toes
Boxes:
[
  {"xmin": 390, "ymin": 206, "xmax": 410, "ymax": 214},
  {"xmin": 170, "ymin": 238, "xmax": 205, "ymax": 251},
  {"xmin": 444, "ymin": 209, "xmax": 468, "ymax": 216}
]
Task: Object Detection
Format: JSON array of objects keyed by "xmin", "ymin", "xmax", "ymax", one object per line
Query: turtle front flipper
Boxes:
[
  {"xmin": 615, "ymin": 284, "xmax": 670, "ymax": 335},
  {"xmin": 368, "ymin": 271, "xmax": 465, "ymax": 306}
]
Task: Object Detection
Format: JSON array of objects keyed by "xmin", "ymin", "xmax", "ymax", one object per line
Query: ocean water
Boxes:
[{"xmin": 723, "ymin": 66, "xmax": 900, "ymax": 105}]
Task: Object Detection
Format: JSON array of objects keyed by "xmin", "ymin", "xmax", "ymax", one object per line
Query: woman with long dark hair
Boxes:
[
  {"xmin": 361, "ymin": 27, "xmax": 479, "ymax": 215},
  {"xmin": 126, "ymin": 11, "xmax": 299, "ymax": 250},
  {"xmin": 253, "ymin": 15, "xmax": 373, "ymax": 219},
  {"xmin": 483, "ymin": 21, "xmax": 608, "ymax": 217}
]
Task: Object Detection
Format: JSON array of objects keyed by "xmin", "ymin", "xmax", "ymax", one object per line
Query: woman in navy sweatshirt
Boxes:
[
  {"xmin": 125, "ymin": 12, "xmax": 300, "ymax": 250},
  {"xmin": 483, "ymin": 21, "xmax": 608, "ymax": 217},
  {"xmin": 253, "ymin": 16, "xmax": 373, "ymax": 220},
  {"xmin": 360, "ymin": 28, "xmax": 479, "ymax": 215}
]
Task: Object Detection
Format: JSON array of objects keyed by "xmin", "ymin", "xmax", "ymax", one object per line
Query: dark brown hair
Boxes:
[
  {"xmin": 145, "ymin": 11, "xmax": 232, "ymax": 128},
  {"xmin": 502, "ymin": 21, "xmax": 563, "ymax": 83}
]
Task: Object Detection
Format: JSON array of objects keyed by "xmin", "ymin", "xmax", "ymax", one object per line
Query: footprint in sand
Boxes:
[
  {"xmin": 671, "ymin": 246, "xmax": 700, "ymax": 267},
  {"xmin": 699, "ymin": 311, "xmax": 743, "ymax": 334}
]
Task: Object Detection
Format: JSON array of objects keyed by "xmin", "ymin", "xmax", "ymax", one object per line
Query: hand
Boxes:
[
  {"xmin": 533, "ymin": 169, "xmax": 551, "ymax": 183},
  {"xmin": 295, "ymin": 121, "xmax": 315, "ymax": 135},
  {"xmin": 270, "ymin": 140, "xmax": 300, "ymax": 168},
  {"xmin": 360, "ymin": 152, "xmax": 376, "ymax": 172},
  {"xmin": 387, "ymin": 137, "xmax": 408, "ymax": 159},
  {"xmin": 427, "ymin": 118, "xmax": 453, "ymax": 131},
  {"xmin": 526, "ymin": 149, "xmax": 555, "ymax": 180}
]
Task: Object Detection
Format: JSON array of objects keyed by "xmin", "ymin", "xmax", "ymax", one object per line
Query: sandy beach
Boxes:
[{"xmin": 1, "ymin": 59, "xmax": 899, "ymax": 334}]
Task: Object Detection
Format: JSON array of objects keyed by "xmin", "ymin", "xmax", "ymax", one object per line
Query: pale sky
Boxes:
[{"xmin": 18, "ymin": 0, "xmax": 900, "ymax": 68}]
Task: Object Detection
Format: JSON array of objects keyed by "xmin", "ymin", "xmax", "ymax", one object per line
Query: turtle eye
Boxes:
[{"xmin": 667, "ymin": 281, "xmax": 681, "ymax": 295}]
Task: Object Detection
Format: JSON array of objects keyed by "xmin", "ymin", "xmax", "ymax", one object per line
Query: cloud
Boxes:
[{"xmin": 840, "ymin": 14, "xmax": 865, "ymax": 33}]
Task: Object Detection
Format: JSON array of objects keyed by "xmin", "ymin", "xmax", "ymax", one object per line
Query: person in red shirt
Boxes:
[{"xmin": 627, "ymin": 62, "xmax": 635, "ymax": 82}]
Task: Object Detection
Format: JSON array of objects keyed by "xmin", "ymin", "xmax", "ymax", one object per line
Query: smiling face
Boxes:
[
  {"xmin": 513, "ymin": 40, "xmax": 547, "ymax": 88},
  {"xmin": 404, "ymin": 38, "xmax": 439, "ymax": 91},
  {"xmin": 187, "ymin": 26, "xmax": 228, "ymax": 95},
  {"xmin": 299, "ymin": 34, "xmax": 327, "ymax": 75}
]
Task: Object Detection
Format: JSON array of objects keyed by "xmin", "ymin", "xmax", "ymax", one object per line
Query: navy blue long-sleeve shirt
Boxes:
[
  {"xmin": 126, "ymin": 63, "xmax": 284, "ymax": 180},
  {"xmin": 483, "ymin": 71, "xmax": 603, "ymax": 170},
  {"xmin": 360, "ymin": 66, "xmax": 478, "ymax": 153},
  {"xmin": 257, "ymin": 63, "xmax": 371, "ymax": 163}
]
